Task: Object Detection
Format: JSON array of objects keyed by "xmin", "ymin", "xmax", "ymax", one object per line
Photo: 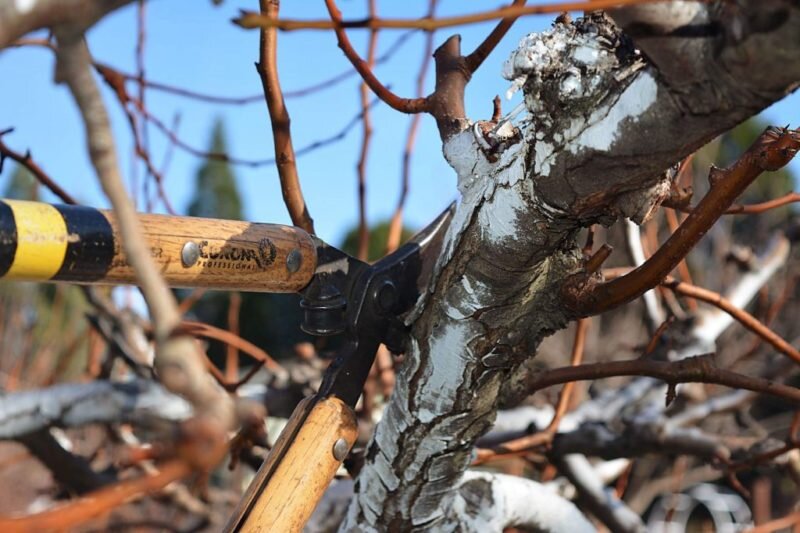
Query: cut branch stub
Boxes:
[
  {"xmin": 428, "ymin": 34, "xmax": 470, "ymax": 140},
  {"xmin": 564, "ymin": 126, "xmax": 800, "ymax": 318}
]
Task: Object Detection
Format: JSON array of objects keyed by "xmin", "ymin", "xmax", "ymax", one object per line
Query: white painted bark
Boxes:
[
  {"xmin": 342, "ymin": 14, "xmax": 669, "ymax": 532},
  {"xmin": 342, "ymin": 3, "xmax": 800, "ymax": 531},
  {"xmin": 0, "ymin": 379, "xmax": 191, "ymax": 439},
  {"xmin": 448, "ymin": 471, "xmax": 595, "ymax": 532}
]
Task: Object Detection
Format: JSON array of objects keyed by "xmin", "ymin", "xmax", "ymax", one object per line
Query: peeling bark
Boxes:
[{"xmin": 345, "ymin": 4, "xmax": 800, "ymax": 530}]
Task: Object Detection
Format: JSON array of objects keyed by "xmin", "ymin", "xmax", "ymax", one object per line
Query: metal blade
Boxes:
[{"xmin": 372, "ymin": 201, "xmax": 455, "ymax": 310}]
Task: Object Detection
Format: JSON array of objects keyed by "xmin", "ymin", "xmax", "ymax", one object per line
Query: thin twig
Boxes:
[
  {"xmin": 89, "ymin": 30, "xmax": 416, "ymax": 104},
  {"xmin": 565, "ymin": 126, "xmax": 800, "ymax": 316},
  {"xmin": 464, "ymin": 0, "xmax": 526, "ymax": 73},
  {"xmin": 54, "ymin": 34, "xmax": 232, "ymax": 426},
  {"xmin": 666, "ymin": 192, "xmax": 800, "ymax": 215},
  {"xmin": 324, "ymin": 0, "xmax": 429, "ymax": 115},
  {"xmin": 663, "ymin": 278, "xmax": 800, "ymax": 365},
  {"xmin": 524, "ymin": 353, "xmax": 800, "ymax": 404},
  {"xmin": 237, "ymin": 0, "xmax": 669, "ymax": 31},
  {"xmin": 0, "ymin": 129, "xmax": 77, "ymax": 204},
  {"xmin": 257, "ymin": 0, "xmax": 314, "ymax": 233}
]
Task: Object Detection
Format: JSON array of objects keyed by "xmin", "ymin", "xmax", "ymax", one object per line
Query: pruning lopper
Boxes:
[{"xmin": 0, "ymin": 198, "xmax": 453, "ymax": 531}]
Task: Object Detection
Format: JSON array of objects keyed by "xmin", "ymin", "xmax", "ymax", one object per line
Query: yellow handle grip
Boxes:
[
  {"xmin": 0, "ymin": 199, "xmax": 316, "ymax": 292},
  {"xmin": 225, "ymin": 396, "xmax": 358, "ymax": 532}
]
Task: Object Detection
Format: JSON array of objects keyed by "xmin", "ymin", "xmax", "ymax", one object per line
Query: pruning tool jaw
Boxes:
[{"xmin": 299, "ymin": 202, "xmax": 455, "ymax": 407}]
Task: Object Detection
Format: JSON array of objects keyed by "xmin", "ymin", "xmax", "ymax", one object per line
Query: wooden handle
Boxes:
[
  {"xmin": 225, "ymin": 396, "xmax": 358, "ymax": 532},
  {"xmin": 0, "ymin": 199, "xmax": 316, "ymax": 292}
]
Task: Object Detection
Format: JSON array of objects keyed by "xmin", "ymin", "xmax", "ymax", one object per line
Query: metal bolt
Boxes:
[
  {"xmin": 286, "ymin": 249, "xmax": 302, "ymax": 273},
  {"xmin": 332, "ymin": 438, "xmax": 349, "ymax": 461},
  {"xmin": 181, "ymin": 241, "xmax": 200, "ymax": 267}
]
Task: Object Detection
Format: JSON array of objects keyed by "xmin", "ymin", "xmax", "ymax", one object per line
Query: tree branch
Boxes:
[
  {"xmin": 53, "ymin": 34, "xmax": 233, "ymax": 427},
  {"xmin": 323, "ymin": 0, "xmax": 429, "ymax": 115},
  {"xmin": 256, "ymin": 0, "xmax": 315, "ymax": 234},
  {"xmin": 236, "ymin": 0, "xmax": 669, "ymax": 32},
  {"xmin": 664, "ymin": 278, "xmax": 800, "ymax": 365},
  {"xmin": 565, "ymin": 126, "xmax": 800, "ymax": 316},
  {"xmin": 449, "ymin": 471, "xmax": 595, "ymax": 532},
  {"xmin": 525, "ymin": 353, "xmax": 800, "ymax": 404},
  {"xmin": 0, "ymin": 129, "xmax": 78, "ymax": 204}
]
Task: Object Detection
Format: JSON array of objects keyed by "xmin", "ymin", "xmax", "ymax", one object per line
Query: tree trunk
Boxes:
[{"xmin": 344, "ymin": 3, "xmax": 800, "ymax": 530}]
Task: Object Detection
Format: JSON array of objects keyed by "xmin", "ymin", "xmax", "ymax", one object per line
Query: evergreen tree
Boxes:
[
  {"xmin": 341, "ymin": 220, "xmax": 416, "ymax": 262},
  {"xmin": 187, "ymin": 119, "xmax": 243, "ymax": 220},
  {"xmin": 4, "ymin": 164, "xmax": 38, "ymax": 201},
  {"xmin": 184, "ymin": 120, "xmax": 309, "ymax": 363}
]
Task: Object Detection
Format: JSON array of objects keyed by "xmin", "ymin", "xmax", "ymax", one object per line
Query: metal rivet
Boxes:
[
  {"xmin": 181, "ymin": 241, "xmax": 200, "ymax": 267},
  {"xmin": 286, "ymin": 249, "xmax": 302, "ymax": 273},
  {"xmin": 332, "ymin": 438, "xmax": 349, "ymax": 461}
]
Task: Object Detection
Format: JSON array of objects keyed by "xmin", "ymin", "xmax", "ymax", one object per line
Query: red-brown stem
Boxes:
[
  {"xmin": 524, "ymin": 354, "xmax": 800, "ymax": 404},
  {"xmin": 324, "ymin": 0, "xmax": 429, "ymax": 114},
  {"xmin": 0, "ymin": 130, "xmax": 77, "ymax": 204},
  {"xmin": 464, "ymin": 0, "xmax": 526, "ymax": 73},
  {"xmin": 176, "ymin": 321, "xmax": 285, "ymax": 375},
  {"xmin": 545, "ymin": 318, "xmax": 589, "ymax": 433},
  {"xmin": 664, "ymin": 279, "xmax": 800, "ymax": 365},
  {"xmin": 667, "ymin": 192, "xmax": 800, "ymax": 216},
  {"xmin": 584, "ymin": 243, "xmax": 612, "ymax": 274},
  {"xmin": 238, "ymin": 0, "xmax": 673, "ymax": 32},
  {"xmin": 225, "ymin": 292, "xmax": 242, "ymax": 383},
  {"xmin": 257, "ymin": 0, "xmax": 315, "ymax": 234},
  {"xmin": 664, "ymin": 207, "xmax": 697, "ymax": 311},
  {"xmin": 644, "ymin": 316, "xmax": 675, "ymax": 357},
  {"xmin": 566, "ymin": 127, "xmax": 800, "ymax": 316}
]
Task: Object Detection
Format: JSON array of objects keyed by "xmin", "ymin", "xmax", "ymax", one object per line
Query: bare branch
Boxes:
[
  {"xmin": 0, "ymin": 380, "xmax": 190, "ymax": 439},
  {"xmin": 0, "ymin": 130, "xmax": 78, "ymax": 204},
  {"xmin": 54, "ymin": 34, "xmax": 232, "ymax": 426},
  {"xmin": 256, "ymin": 0, "xmax": 315, "ymax": 233},
  {"xmin": 525, "ymin": 353, "xmax": 800, "ymax": 404},
  {"xmin": 323, "ymin": 0, "xmax": 429, "ymax": 114},
  {"xmin": 236, "ymin": 0, "xmax": 668, "ymax": 32},
  {"xmin": 566, "ymin": 126, "xmax": 800, "ymax": 316}
]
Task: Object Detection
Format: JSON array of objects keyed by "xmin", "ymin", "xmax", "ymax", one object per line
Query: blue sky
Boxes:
[{"xmin": 1, "ymin": 1, "xmax": 798, "ymax": 248}]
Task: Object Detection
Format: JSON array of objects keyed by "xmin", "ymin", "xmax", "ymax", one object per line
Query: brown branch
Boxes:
[
  {"xmin": 324, "ymin": 0, "xmax": 429, "ymax": 115},
  {"xmin": 237, "ymin": 0, "xmax": 669, "ymax": 31},
  {"xmin": 524, "ymin": 353, "xmax": 800, "ymax": 404},
  {"xmin": 128, "ymin": 85, "xmax": 376, "ymax": 167},
  {"xmin": 546, "ymin": 317, "xmax": 590, "ymax": 433},
  {"xmin": 0, "ymin": 129, "xmax": 78, "ymax": 204},
  {"xmin": 663, "ymin": 207, "xmax": 697, "ymax": 311},
  {"xmin": 177, "ymin": 321, "xmax": 285, "ymax": 376},
  {"xmin": 225, "ymin": 292, "xmax": 242, "ymax": 383},
  {"xmin": 464, "ymin": 0, "xmax": 526, "ymax": 73},
  {"xmin": 664, "ymin": 279, "xmax": 800, "ymax": 365},
  {"xmin": 81, "ymin": 30, "xmax": 417, "ymax": 108},
  {"xmin": 0, "ymin": 460, "xmax": 190, "ymax": 531},
  {"xmin": 54, "ymin": 34, "xmax": 232, "ymax": 427},
  {"xmin": 256, "ymin": 0, "xmax": 315, "ymax": 234},
  {"xmin": 94, "ymin": 64, "xmax": 175, "ymax": 214},
  {"xmin": 668, "ymin": 192, "xmax": 800, "ymax": 216},
  {"xmin": 565, "ymin": 126, "xmax": 800, "ymax": 316}
]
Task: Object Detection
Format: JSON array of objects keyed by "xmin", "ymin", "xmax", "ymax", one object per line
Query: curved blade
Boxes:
[{"xmin": 372, "ymin": 201, "xmax": 455, "ymax": 318}]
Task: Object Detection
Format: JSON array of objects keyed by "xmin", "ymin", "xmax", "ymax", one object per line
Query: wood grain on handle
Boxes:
[
  {"xmin": 0, "ymin": 200, "xmax": 317, "ymax": 293},
  {"xmin": 227, "ymin": 396, "xmax": 358, "ymax": 532}
]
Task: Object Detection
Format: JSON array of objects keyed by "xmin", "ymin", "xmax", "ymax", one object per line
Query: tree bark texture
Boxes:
[{"xmin": 344, "ymin": 3, "xmax": 800, "ymax": 530}]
